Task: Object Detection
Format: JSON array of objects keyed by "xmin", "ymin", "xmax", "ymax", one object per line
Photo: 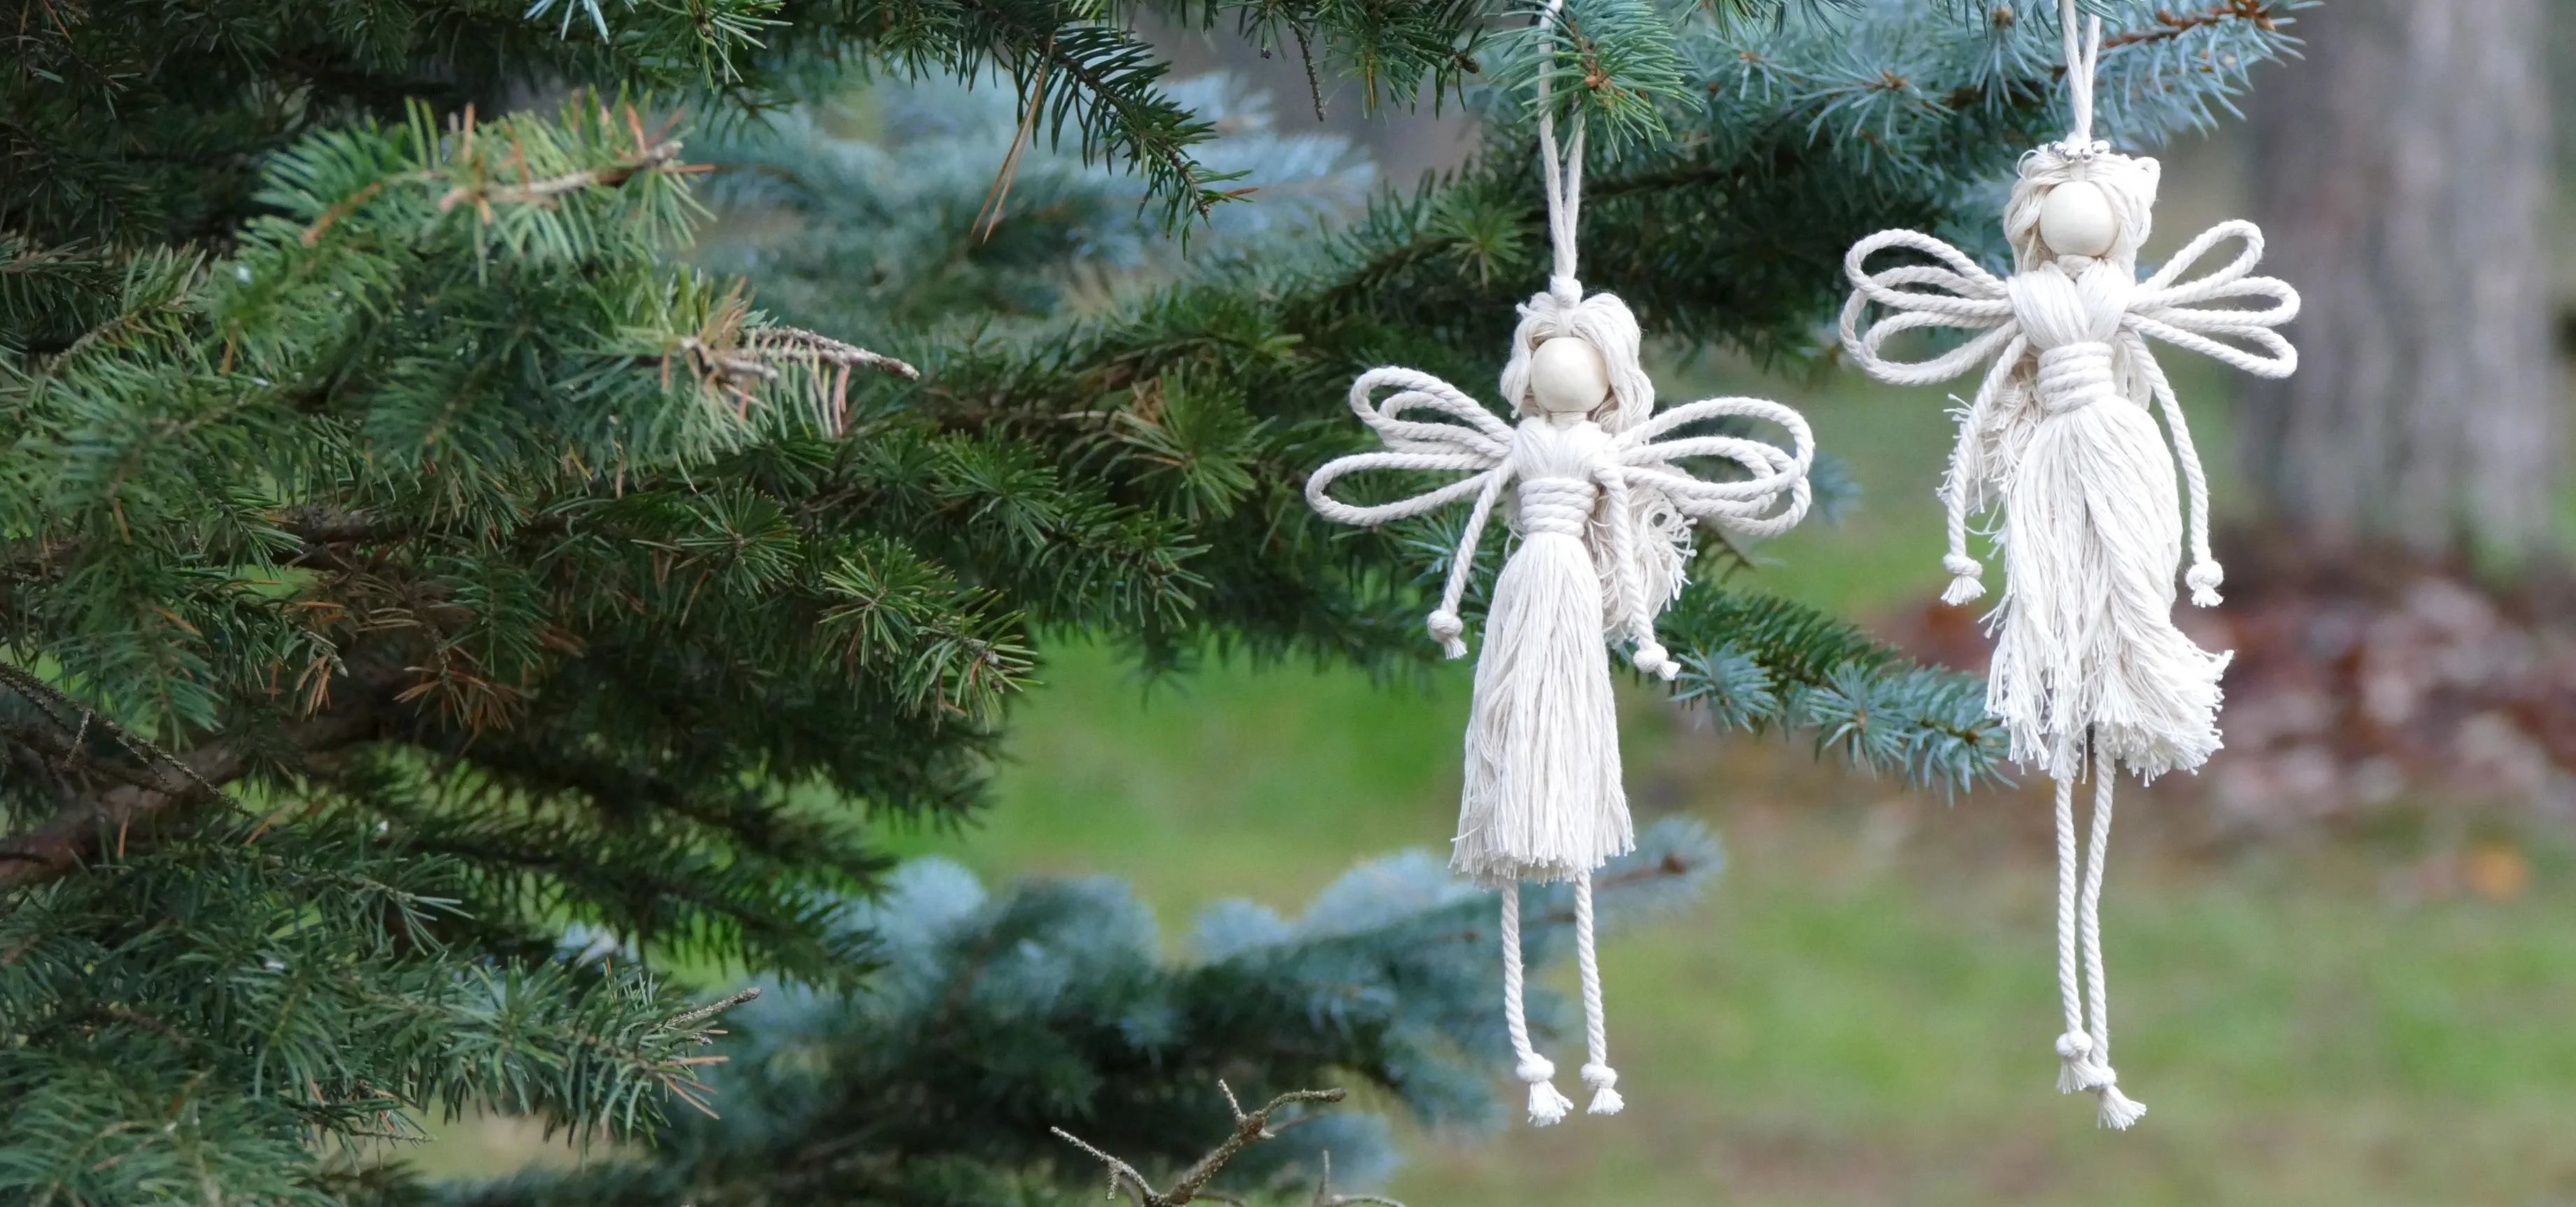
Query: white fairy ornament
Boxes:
[
  {"xmin": 1307, "ymin": 2, "xmax": 1816, "ymax": 1127},
  {"xmin": 1837, "ymin": 1, "xmax": 2299, "ymax": 1129}
]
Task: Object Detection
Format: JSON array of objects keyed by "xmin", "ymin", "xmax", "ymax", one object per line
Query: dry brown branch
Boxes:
[
  {"xmin": 1936, "ymin": 1, "xmax": 2288, "ymax": 111},
  {"xmin": 678, "ymin": 323, "xmax": 920, "ymax": 435},
  {"xmin": 665, "ymin": 986, "xmax": 762, "ymax": 1032},
  {"xmin": 434, "ymin": 137, "xmax": 698, "ymax": 215},
  {"xmin": 977, "ymin": 34, "xmax": 1055, "ymax": 241},
  {"xmin": 2102, "ymin": 0, "xmax": 2283, "ymax": 50},
  {"xmin": 1052, "ymin": 1082, "xmax": 1401, "ymax": 1207}
]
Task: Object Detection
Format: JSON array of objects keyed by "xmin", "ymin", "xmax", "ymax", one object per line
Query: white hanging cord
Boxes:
[
  {"xmin": 2058, "ymin": 0, "xmax": 2103, "ymax": 150},
  {"xmin": 1535, "ymin": 0, "xmax": 1587, "ymax": 301},
  {"xmin": 1573, "ymin": 871, "xmax": 1625, "ymax": 1114},
  {"xmin": 1501, "ymin": 886, "xmax": 1575, "ymax": 1124}
]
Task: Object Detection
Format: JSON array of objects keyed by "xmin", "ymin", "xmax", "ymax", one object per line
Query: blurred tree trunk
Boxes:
[{"xmin": 2242, "ymin": 0, "xmax": 2560, "ymax": 558}]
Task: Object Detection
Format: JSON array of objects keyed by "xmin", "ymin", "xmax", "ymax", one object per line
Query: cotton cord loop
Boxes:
[
  {"xmin": 2058, "ymin": 0, "xmax": 2103, "ymax": 153},
  {"xmin": 1535, "ymin": 0, "xmax": 1585, "ymax": 297},
  {"xmin": 1834, "ymin": 0, "xmax": 2302, "ymax": 1129},
  {"xmin": 1305, "ymin": 0, "xmax": 1818, "ymax": 1129}
]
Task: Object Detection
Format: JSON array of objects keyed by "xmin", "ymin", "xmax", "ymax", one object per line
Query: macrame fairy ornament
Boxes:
[
  {"xmin": 1838, "ymin": 1, "xmax": 2298, "ymax": 1129},
  {"xmin": 1307, "ymin": 3, "xmax": 1816, "ymax": 1127}
]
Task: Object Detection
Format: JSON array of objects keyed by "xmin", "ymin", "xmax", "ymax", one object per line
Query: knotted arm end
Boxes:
[
  {"xmin": 2094, "ymin": 1079, "xmax": 2147, "ymax": 1131},
  {"xmin": 1428, "ymin": 610, "xmax": 1468, "ymax": 660},
  {"xmin": 1516, "ymin": 1056, "xmax": 1572, "ymax": 1127},
  {"xmin": 1941, "ymin": 554, "xmax": 1987, "ymax": 606},
  {"xmin": 1632, "ymin": 640, "xmax": 1679, "ymax": 681},
  {"xmin": 2185, "ymin": 560, "xmax": 2224, "ymax": 608}
]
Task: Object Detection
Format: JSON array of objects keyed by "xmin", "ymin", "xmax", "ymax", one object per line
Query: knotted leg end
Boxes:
[
  {"xmin": 1580, "ymin": 1062, "xmax": 1624, "ymax": 1116},
  {"xmin": 1517, "ymin": 1057, "xmax": 1572, "ymax": 1127},
  {"xmin": 2093, "ymin": 1080, "xmax": 2147, "ymax": 1131}
]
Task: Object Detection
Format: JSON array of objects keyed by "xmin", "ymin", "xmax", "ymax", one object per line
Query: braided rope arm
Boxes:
[
  {"xmin": 1583, "ymin": 397, "xmax": 1815, "ymax": 680},
  {"xmin": 2116, "ymin": 219, "xmax": 2301, "ymax": 605},
  {"xmin": 1841, "ymin": 230, "xmax": 2027, "ymax": 597},
  {"xmin": 1306, "ymin": 367, "xmax": 1515, "ymax": 657},
  {"xmin": 1595, "ymin": 466, "xmax": 1676, "ymax": 679},
  {"xmin": 1931, "ymin": 336, "xmax": 2032, "ymax": 605}
]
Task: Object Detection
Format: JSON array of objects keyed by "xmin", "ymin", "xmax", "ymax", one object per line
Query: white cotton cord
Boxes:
[
  {"xmin": 2058, "ymin": 0, "xmax": 2102, "ymax": 150},
  {"xmin": 1830, "ymin": 3, "xmax": 2302, "ymax": 1134},
  {"xmin": 2121, "ymin": 331, "xmax": 2221, "ymax": 606},
  {"xmin": 1500, "ymin": 887, "xmax": 1573, "ymax": 1126},
  {"xmin": 2077, "ymin": 765, "xmax": 2145, "ymax": 1129},
  {"xmin": 1613, "ymin": 397, "xmax": 1816, "ymax": 538},
  {"xmin": 1988, "ymin": 262, "xmax": 2228, "ymax": 782},
  {"xmin": 1534, "ymin": 0, "xmax": 1584, "ymax": 297},
  {"xmin": 2047, "ymin": 739, "xmax": 2145, "ymax": 1128},
  {"xmin": 1310, "ymin": 368, "xmax": 1521, "ymax": 656},
  {"xmin": 1319, "ymin": 384, "xmax": 1810, "ymax": 898},
  {"xmin": 1431, "ymin": 472, "xmax": 1514, "ymax": 657},
  {"xmin": 1454, "ymin": 437, "xmax": 1636, "ymax": 886},
  {"xmin": 1844, "ymin": 209, "xmax": 2297, "ymax": 630},
  {"xmin": 2052, "ymin": 772, "xmax": 2091, "ymax": 1095},
  {"xmin": 1847, "ymin": 160, "xmax": 2284, "ymax": 784},
  {"xmin": 1573, "ymin": 871, "xmax": 1625, "ymax": 1115},
  {"xmin": 1597, "ymin": 466, "xmax": 1677, "ymax": 680},
  {"xmin": 1307, "ymin": 2, "xmax": 1823, "ymax": 1132}
]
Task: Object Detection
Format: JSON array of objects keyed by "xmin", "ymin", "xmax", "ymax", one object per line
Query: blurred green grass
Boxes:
[{"xmin": 416, "ymin": 358, "xmax": 2576, "ymax": 1203}]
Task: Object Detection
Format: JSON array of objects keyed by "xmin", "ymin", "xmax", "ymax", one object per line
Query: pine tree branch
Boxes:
[{"xmin": 0, "ymin": 666, "xmax": 399, "ymax": 894}]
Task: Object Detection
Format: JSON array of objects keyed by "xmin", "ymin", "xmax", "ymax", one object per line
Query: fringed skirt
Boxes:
[
  {"xmin": 1988, "ymin": 397, "xmax": 2231, "ymax": 782},
  {"xmin": 1452, "ymin": 529, "xmax": 1635, "ymax": 886}
]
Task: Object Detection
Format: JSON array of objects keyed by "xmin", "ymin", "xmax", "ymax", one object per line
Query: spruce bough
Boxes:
[{"xmin": 0, "ymin": 1, "xmax": 2299, "ymax": 1201}]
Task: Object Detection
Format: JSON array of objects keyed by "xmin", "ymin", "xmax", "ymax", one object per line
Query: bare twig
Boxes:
[
  {"xmin": 977, "ymin": 34, "xmax": 1056, "ymax": 241},
  {"xmin": 434, "ymin": 137, "xmax": 698, "ymax": 215},
  {"xmin": 2102, "ymin": 0, "xmax": 2284, "ymax": 50},
  {"xmin": 1052, "ymin": 1082, "xmax": 1399, "ymax": 1207},
  {"xmin": 664, "ymin": 986, "xmax": 761, "ymax": 1033},
  {"xmin": 1310, "ymin": 1152, "xmax": 1406, "ymax": 1207}
]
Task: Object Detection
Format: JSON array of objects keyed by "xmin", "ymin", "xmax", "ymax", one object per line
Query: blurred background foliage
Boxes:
[{"xmin": 415, "ymin": 8, "xmax": 2576, "ymax": 1196}]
